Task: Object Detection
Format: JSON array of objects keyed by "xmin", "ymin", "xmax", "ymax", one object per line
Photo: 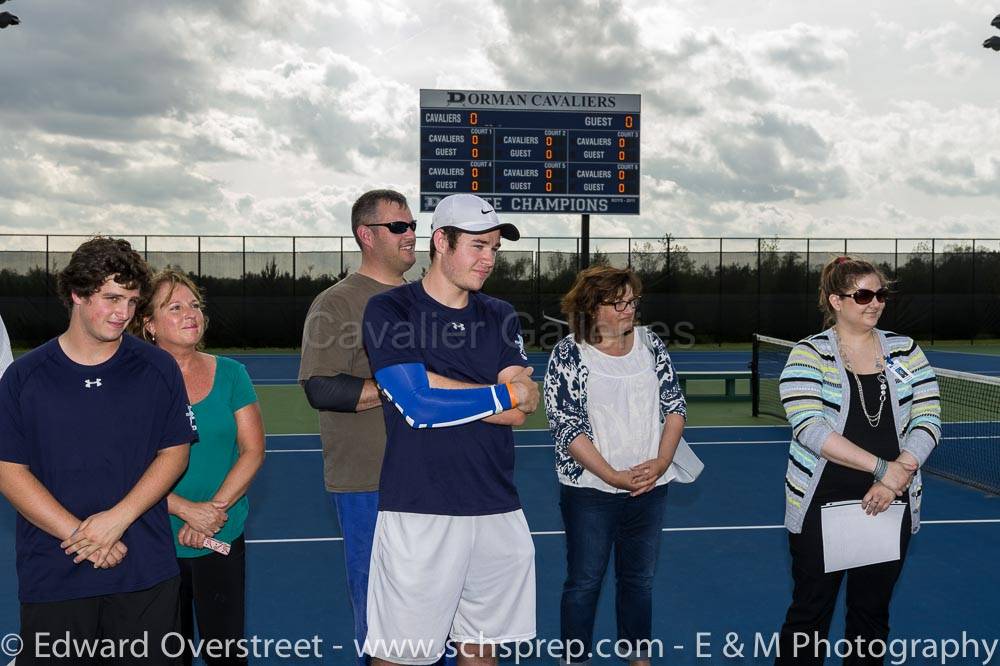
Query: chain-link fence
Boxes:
[{"xmin": 1, "ymin": 235, "xmax": 998, "ymax": 348}]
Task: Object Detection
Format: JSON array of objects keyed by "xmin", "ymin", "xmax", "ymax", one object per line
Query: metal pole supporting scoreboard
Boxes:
[{"xmin": 419, "ymin": 89, "xmax": 641, "ymax": 270}]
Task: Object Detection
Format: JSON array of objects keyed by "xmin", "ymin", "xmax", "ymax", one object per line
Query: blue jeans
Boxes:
[
  {"xmin": 331, "ymin": 491, "xmax": 379, "ymax": 666},
  {"xmin": 559, "ymin": 484, "xmax": 668, "ymax": 665}
]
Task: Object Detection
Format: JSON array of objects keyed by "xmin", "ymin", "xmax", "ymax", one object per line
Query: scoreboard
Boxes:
[{"xmin": 420, "ymin": 89, "xmax": 640, "ymax": 215}]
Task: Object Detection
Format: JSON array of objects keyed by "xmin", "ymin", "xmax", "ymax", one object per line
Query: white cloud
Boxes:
[
  {"xmin": 753, "ymin": 23, "xmax": 856, "ymax": 75},
  {"xmin": 0, "ymin": 0, "xmax": 998, "ymax": 241}
]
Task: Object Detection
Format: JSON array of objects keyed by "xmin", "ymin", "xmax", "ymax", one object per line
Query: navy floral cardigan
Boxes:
[{"xmin": 542, "ymin": 326, "xmax": 687, "ymax": 484}]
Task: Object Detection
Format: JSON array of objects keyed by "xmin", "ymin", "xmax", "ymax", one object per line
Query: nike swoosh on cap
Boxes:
[{"xmin": 481, "ymin": 207, "xmax": 494, "ymax": 214}]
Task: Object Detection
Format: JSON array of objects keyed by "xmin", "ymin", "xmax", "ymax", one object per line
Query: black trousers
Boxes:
[
  {"xmin": 19, "ymin": 575, "xmax": 181, "ymax": 665},
  {"xmin": 776, "ymin": 504, "xmax": 911, "ymax": 665},
  {"xmin": 176, "ymin": 535, "xmax": 247, "ymax": 666}
]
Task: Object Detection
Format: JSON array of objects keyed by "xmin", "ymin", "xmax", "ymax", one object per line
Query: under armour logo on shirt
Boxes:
[
  {"xmin": 185, "ymin": 405, "xmax": 198, "ymax": 431},
  {"xmin": 83, "ymin": 378, "xmax": 102, "ymax": 388},
  {"xmin": 449, "ymin": 322, "xmax": 466, "ymax": 331}
]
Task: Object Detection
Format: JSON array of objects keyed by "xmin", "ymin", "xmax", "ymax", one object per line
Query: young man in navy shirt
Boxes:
[
  {"xmin": 0, "ymin": 237, "xmax": 196, "ymax": 664},
  {"xmin": 298, "ymin": 188, "xmax": 418, "ymax": 665},
  {"xmin": 362, "ymin": 194, "xmax": 540, "ymax": 665}
]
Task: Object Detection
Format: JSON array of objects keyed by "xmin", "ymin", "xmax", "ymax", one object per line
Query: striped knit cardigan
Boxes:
[{"xmin": 779, "ymin": 328, "xmax": 941, "ymax": 534}]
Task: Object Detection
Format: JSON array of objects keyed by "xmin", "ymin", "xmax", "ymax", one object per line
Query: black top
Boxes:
[{"xmin": 813, "ymin": 371, "xmax": 900, "ymax": 505}]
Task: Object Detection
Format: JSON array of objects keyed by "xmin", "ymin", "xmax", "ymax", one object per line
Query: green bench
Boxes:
[{"xmin": 678, "ymin": 371, "xmax": 750, "ymax": 401}]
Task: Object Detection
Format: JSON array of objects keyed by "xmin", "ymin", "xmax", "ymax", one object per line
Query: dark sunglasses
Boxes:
[
  {"xmin": 366, "ymin": 220, "xmax": 417, "ymax": 234},
  {"xmin": 838, "ymin": 288, "xmax": 890, "ymax": 305}
]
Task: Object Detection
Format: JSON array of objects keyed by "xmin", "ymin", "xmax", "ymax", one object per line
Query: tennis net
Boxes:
[{"xmin": 751, "ymin": 333, "xmax": 1000, "ymax": 494}]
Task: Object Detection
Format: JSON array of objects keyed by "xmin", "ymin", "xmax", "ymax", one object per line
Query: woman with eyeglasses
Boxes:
[
  {"xmin": 544, "ymin": 265, "xmax": 701, "ymax": 666},
  {"xmin": 775, "ymin": 256, "xmax": 941, "ymax": 665},
  {"xmin": 131, "ymin": 269, "xmax": 265, "ymax": 666}
]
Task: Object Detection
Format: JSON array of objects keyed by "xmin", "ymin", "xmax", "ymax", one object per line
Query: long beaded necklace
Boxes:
[{"xmin": 834, "ymin": 328, "xmax": 888, "ymax": 428}]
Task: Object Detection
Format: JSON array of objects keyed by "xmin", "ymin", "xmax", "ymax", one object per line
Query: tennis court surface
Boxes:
[{"xmin": 1, "ymin": 347, "xmax": 998, "ymax": 664}]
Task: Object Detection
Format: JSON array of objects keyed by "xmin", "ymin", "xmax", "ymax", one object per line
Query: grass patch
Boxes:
[{"xmin": 257, "ymin": 383, "xmax": 780, "ymax": 435}]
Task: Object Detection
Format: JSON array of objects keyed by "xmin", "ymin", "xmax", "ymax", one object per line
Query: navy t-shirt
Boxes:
[
  {"xmin": 0, "ymin": 334, "xmax": 198, "ymax": 603},
  {"xmin": 362, "ymin": 281, "xmax": 529, "ymax": 516}
]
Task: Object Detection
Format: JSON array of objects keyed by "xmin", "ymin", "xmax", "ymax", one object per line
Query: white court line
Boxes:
[
  {"xmin": 244, "ymin": 518, "xmax": 1000, "ymax": 544},
  {"xmin": 926, "ymin": 349, "xmax": 1000, "ymax": 357},
  {"xmin": 264, "ymin": 424, "xmax": 795, "ymax": 437},
  {"xmin": 249, "ymin": 537, "xmax": 344, "ymax": 543},
  {"xmin": 263, "ymin": 425, "xmax": 792, "ymax": 437},
  {"xmin": 265, "ymin": 431, "xmax": 995, "ymax": 452},
  {"xmin": 265, "ymin": 440, "xmax": 792, "ymax": 453},
  {"xmin": 513, "ymin": 425, "xmax": 787, "ymax": 433},
  {"xmin": 673, "ymin": 361, "xmax": 748, "ymax": 365}
]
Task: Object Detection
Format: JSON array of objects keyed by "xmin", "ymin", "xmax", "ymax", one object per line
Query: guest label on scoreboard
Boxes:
[{"xmin": 420, "ymin": 89, "xmax": 640, "ymax": 214}]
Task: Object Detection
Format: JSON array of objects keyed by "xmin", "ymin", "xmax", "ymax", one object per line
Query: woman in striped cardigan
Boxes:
[{"xmin": 775, "ymin": 256, "xmax": 941, "ymax": 665}]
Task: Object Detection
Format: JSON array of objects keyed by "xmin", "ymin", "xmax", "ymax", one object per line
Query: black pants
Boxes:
[
  {"xmin": 776, "ymin": 505, "xmax": 911, "ymax": 665},
  {"xmin": 176, "ymin": 535, "xmax": 247, "ymax": 666},
  {"xmin": 19, "ymin": 575, "xmax": 181, "ymax": 665}
]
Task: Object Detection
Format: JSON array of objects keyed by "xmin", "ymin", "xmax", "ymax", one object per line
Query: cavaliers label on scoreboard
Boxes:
[{"xmin": 420, "ymin": 89, "xmax": 641, "ymax": 215}]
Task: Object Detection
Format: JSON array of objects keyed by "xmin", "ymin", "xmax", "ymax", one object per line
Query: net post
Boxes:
[{"xmin": 751, "ymin": 333, "xmax": 760, "ymax": 417}]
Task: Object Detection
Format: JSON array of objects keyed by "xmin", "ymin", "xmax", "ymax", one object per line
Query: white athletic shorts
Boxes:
[{"xmin": 364, "ymin": 509, "xmax": 536, "ymax": 665}]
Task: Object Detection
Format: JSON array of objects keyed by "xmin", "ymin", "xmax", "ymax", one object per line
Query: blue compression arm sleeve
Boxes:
[{"xmin": 374, "ymin": 363, "xmax": 514, "ymax": 429}]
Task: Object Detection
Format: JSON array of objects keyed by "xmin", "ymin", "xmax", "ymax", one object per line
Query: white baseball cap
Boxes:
[{"xmin": 430, "ymin": 194, "xmax": 520, "ymax": 241}]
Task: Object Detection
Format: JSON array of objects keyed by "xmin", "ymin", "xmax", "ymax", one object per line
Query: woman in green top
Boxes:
[{"xmin": 133, "ymin": 269, "xmax": 265, "ymax": 666}]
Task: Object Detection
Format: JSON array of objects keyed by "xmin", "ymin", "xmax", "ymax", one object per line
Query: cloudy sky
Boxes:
[{"xmin": 1, "ymin": 0, "xmax": 998, "ymax": 245}]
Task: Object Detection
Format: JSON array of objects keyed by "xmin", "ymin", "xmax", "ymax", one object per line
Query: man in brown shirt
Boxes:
[{"xmin": 298, "ymin": 190, "xmax": 417, "ymax": 664}]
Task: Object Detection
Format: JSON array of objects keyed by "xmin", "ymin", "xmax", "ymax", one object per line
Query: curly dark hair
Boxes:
[
  {"xmin": 56, "ymin": 237, "xmax": 151, "ymax": 309},
  {"xmin": 560, "ymin": 265, "xmax": 642, "ymax": 344}
]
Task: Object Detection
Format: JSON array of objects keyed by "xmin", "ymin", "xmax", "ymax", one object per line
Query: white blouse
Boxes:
[{"xmin": 577, "ymin": 335, "xmax": 665, "ymax": 493}]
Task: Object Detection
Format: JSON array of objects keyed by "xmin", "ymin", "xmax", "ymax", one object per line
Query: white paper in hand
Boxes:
[{"xmin": 821, "ymin": 500, "xmax": 905, "ymax": 573}]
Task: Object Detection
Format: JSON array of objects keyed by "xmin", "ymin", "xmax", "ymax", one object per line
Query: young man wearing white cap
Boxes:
[{"xmin": 361, "ymin": 193, "xmax": 539, "ymax": 665}]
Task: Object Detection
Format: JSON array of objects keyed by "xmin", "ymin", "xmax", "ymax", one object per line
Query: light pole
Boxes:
[
  {"xmin": 984, "ymin": 14, "xmax": 1000, "ymax": 50},
  {"xmin": 0, "ymin": 0, "xmax": 18, "ymax": 30}
]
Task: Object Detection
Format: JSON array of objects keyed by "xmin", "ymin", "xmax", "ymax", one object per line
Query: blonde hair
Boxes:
[{"xmin": 130, "ymin": 269, "xmax": 207, "ymax": 348}]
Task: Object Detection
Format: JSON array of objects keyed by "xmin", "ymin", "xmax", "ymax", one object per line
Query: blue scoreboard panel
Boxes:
[{"xmin": 420, "ymin": 89, "xmax": 640, "ymax": 215}]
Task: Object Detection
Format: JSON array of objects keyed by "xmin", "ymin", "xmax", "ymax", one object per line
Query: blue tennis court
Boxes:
[{"xmin": 2, "ymin": 422, "xmax": 998, "ymax": 664}]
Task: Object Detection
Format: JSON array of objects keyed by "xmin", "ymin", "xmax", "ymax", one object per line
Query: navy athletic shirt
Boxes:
[
  {"xmin": 363, "ymin": 281, "xmax": 530, "ymax": 516},
  {"xmin": 0, "ymin": 334, "xmax": 198, "ymax": 603}
]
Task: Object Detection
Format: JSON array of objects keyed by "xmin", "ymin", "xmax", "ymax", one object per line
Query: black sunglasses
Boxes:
[
  {"xmin": 365, "ymin": 220, "xmax": 417, "ymax": 234},
  {"xmin": 838, "ymin": 288, "xmax": 891, "ymax": 305}
]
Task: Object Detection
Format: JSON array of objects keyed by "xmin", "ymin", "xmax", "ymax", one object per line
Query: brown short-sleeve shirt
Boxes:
[{"xmin": 298, "ymin": 272, "xmax": 395, "ymax": 491}]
